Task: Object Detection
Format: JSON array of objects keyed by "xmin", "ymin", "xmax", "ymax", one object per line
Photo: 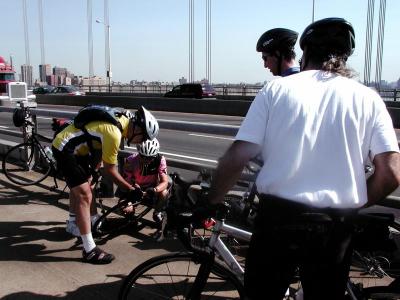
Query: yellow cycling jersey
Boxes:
[{"xmin": 52, "ymin": 115, "xmax": 129, "ymax": 165}]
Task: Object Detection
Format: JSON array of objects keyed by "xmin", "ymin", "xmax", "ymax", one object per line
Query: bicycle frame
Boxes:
[{"xmin": 207, "ymin": 219, "xmax": 251, "ymax": 281}]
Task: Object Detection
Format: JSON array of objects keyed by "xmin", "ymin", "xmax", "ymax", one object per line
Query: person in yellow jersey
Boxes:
[{"xmin": 52, "ymin": 106, "xmax": 159, "ymax": 264}]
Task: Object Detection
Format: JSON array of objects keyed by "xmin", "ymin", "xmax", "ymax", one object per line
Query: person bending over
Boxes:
[{"xmin": 52, "ymin": 106, "xmax": 159, "ymax": 264}]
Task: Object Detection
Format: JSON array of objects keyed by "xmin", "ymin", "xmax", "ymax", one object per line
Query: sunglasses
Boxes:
[{"xmin": 139, "ymin": 154, "xmax": 156, "ymax": 161}]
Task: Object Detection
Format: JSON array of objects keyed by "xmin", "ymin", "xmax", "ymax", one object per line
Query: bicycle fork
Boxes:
[{"xmin": 186, "ymin": 253, "xmax": 215, "ymax": 300}]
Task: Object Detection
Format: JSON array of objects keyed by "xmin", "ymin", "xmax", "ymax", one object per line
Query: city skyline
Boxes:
[{"xmin": 1, "ymin": 0, "xmax": 399, "ymax": 85}]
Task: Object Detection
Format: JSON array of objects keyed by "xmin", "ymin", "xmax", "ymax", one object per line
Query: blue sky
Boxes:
[{"xmin": 1, "ymin": 0, "xmax": 399, "ymax": 84}]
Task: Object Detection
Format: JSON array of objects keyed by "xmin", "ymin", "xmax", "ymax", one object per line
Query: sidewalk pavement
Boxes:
[{"xmin": 0, "ymin": 172, "xmax": 183, "ymax": 300}]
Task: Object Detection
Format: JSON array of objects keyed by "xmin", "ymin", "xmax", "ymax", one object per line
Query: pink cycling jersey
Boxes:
[{"xmin": 123, "ymin": 153, "xmax": 167, "ymax": 188}]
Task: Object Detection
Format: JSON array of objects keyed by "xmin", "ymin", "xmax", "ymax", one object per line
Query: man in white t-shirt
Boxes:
[{"xmin": 207, "ymin": 18, "xmax": 400, "ymax": 300}]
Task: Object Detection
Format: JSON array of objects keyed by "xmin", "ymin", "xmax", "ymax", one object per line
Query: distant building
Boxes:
[
  {"xmin": 39, "ymin": 64, "xmax": 52, "ymax": 82},
  {"xmin": 46, "ymin": 74, "xmax": 56, "ymax": 86},
  {"xmin": 179, "ymin": 77, "xmax": 187, "ymax": 84},
  {"xmin": 53, "ymin": 66, "xmax": 67, "ymax": 77},
  {"xmin": 57, "ymin": 75, "xmax": 65, "ymax": 85},
  {"xmin": 64, "ymin": 77, "xmax": 72, "ymax": 85},
  {"xmin": 21, "ymin": 64, "xmax": 33, "ymax": 87}
]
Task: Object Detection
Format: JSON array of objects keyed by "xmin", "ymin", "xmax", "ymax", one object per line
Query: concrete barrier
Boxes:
[{"xmin": 36, "ymin": 94, "xmax": 251, "ymax": 116}]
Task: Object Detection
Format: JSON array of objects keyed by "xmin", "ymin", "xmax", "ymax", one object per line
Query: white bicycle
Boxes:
[{"xmin": 118, "ymin": 198, "xmax": 302, "ymax": 299}]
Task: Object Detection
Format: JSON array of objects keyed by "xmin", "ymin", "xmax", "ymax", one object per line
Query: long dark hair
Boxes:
[{"xmin": 321, "ymin": 55, "xmax": 355, "ymax": 78}]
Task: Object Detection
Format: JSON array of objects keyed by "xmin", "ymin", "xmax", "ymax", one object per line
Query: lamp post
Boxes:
[
  {"xmin": 312, "ymin": 0, "xmax": 315, "ymax": 22},
  {"xmin": 96, "ymin": 19, "xmax": 112, "ymax": 92}
]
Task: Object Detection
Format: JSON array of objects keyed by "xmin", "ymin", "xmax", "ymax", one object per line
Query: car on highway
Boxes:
[
  {"xmin": 49, "ymin": 85, "xmax": 84, "ymax": 96},
  {"xmin": 164, "ymin": 83, "xmax": 216, "ymax": 99},
  {"xmin": 32, "ymin": 86, "xmax": 54, "ymax": 94}
]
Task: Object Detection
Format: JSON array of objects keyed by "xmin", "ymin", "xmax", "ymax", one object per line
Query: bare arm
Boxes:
[
  {"xmin": 102, "ymin": 162, "xmax": 134, "ymax": 191},
  {"xmin": 208, "ymin": 140, "xmax": 261, "ymax": 205},
  {"xmin": 155, "ymin": 173, "xmax": 169, "ymax": 192},
  {"xmin": 365, "ymin": 151, "xmax": 400, "ymax": 207}
]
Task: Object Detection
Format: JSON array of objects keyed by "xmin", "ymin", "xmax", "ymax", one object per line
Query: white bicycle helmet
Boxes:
[
  {"xmin": 137, "ymin": 138, "xmax": 160, "ymax": 157},
  {"xmin": 123, "ymin": 109, "xmax": 135, "ymax": 120},
  {"xmin": 135, "ymin": 106, "xmax": 159, "ymax": 140}
]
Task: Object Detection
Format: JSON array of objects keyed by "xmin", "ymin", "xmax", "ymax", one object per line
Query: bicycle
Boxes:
[
  {"xmin": 345, "ymin": 212, "xmax": 400, "ymax": 299},
  {"xmin": 119, "ymin": 193, "xmax": 400, "ymax": 300},
  {"xmin": 92, "ymin": 172, "xmax": 204, "ymax": 237},
  {"xmin": 92, "ymin": 188, "xmax": 152, "ymax": 237},
  {"xmin": 2, "ymin": 106, "xmax": 61, "ymax": 187},
  {"xmin": 118, "ymin": 196, "xmax": 304, "ymax": 300}
]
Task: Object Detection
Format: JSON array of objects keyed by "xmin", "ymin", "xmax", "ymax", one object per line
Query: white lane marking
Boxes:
[
  {"xmin": 159, "ymin": 118, "xmax": 240, "ymax": 128},
  {"xmin": 0, "ymin": 125, "xmax": 9, "ymax": 129},
  {"xmin": 188, "ymin": 133, "xmax": 234, "ymax": 141},
  {"xmin": 38, "ymin": 117, "xmax": 53, "ymax": 120},
  {"xmin": 126, "ymin": 146, "xmax": 217, "ymax": 163}
]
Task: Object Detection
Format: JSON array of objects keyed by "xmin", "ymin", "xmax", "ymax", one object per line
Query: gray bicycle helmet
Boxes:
[
  {"xmin": 135, "ymin": 106, "xmax": 159, "ymax": 140},
  {"xmin": 300, "ymin": 17, "xmax": 355, "ymax": 57},
  {"xmin": 137, "ymin": 138, "xmax": 160, "ymax": 157},
  {"xmin": 256, "ymin": 28, "xmax": 298, "ymax": 54},
  {"xmin": 12, "ymin": 108, "xmax": 26, "ymax": 127}
]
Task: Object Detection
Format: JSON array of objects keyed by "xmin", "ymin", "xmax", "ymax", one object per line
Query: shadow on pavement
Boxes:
[
  {"xmin": 1, "ymin": 276, "xmax": 125, "ymax": 300},
  {"xmin": 0, "ymin": 220, "xmax": 83, "ymax": 263},
  {"xmin": 0, "ymin": 178, "xmax": 68, "ymax": 208}
]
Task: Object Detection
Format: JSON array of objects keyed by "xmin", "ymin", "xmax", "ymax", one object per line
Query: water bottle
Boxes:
[{"xmin": 44, "ymin": 146, "xmax": 55, "ymax": 164}]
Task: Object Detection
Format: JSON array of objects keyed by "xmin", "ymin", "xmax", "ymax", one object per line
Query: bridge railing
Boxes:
[{"xmin": 79, "ymin": 84, "xmax": 399, "ymax": 100}]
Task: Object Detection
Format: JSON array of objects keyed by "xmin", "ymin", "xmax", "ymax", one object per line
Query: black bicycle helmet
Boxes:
[
  {"xmin": 12, "ymin": 108, "xmax": 26, "ymax": 127},
  {"xmin": 256, "ymin": 28, "xmax": 298, "ymax": 54},
  {"xmin": 300, "ymin": 17, "xmax": 355, "ymax": 57}
]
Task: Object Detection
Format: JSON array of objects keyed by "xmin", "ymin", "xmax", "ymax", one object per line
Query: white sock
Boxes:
[
  {"xmin": 81, "ymin": 233, "xmax": 96, "ymax": 253},
  {"xmin": 90, "ymin": 214, "xmax": 99, "ymax": 224}
]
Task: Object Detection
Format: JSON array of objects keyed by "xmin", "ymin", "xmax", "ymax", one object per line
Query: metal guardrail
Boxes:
[{"xmin": 80, "ymin": 84, "xmax": 399, "ymax": 100}]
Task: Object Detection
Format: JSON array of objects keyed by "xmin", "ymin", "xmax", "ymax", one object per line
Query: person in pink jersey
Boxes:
[{"xmin": 122, "ymin": 138, "xmax": 169, "ymax": 229}]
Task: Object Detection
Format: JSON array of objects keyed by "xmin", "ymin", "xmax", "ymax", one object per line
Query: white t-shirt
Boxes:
[{"xmin": 236, "ymin": 70, "xmax": 399, "ymax": 208}]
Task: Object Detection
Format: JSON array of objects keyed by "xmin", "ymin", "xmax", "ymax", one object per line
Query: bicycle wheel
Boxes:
[
  {"xmin": 119, "ymin": 252, "xmax": 245, "ymax": 300},
  {"xmin": 2, "ymin": 141, "xmax": 51, "ymax": 186},
  {"xmin": 93, "ymin": 200, "xmax": 152, "ymax": 236},
  {"xmin": 362, "ymin": 286, "xmax": 400, "ymax": 299}
]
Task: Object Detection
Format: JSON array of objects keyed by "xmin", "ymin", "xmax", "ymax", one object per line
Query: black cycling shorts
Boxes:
[{"xmin": 52, "ymin": 147, "xmax": 91, "ymax": 188}]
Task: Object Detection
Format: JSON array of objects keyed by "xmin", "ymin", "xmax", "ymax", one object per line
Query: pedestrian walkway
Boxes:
[{"xmin": 0, "ymin": 172, "xmax": 182, "ymax": 299}]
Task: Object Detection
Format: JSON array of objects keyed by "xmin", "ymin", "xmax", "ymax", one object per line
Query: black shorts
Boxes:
[{"xmin": 52, "ymin": 147, "xmax": 91, "ymax": 188}]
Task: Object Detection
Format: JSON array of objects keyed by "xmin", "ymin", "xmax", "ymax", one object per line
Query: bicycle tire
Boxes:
[
  {"xmin": 118, "ymin": 251, "xmax": 245, "ymax": 300},
  {"xmin": 93, "ymin": 199, "xmax": 152, "ymax": 236},
  {"xmin": 2, "ymin": 141, "xmax": 52, "ymax": 186}
]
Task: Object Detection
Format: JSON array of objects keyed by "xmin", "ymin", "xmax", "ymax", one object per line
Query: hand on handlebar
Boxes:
[
  {"xmin": 127, "ymin": 187, "xmax": 143, "ymax": 201},
  {"xmin": 192, "ymin": 202, "xmax": 227, "ymax": 222},
  {"xmin": 144, "ymin": 187, "xmax": 156, "ymax": 199}
]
